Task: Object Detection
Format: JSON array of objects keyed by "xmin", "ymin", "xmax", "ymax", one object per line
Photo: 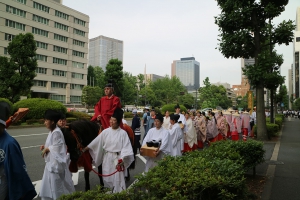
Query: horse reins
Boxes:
[{"xmin": 70, "ymin": 129, "xmax": 124, "ymax": 177}]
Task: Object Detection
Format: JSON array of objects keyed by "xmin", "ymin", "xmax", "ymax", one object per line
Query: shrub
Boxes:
[
  {"xmin": 38, "ymin": 119, "xmax": 44, "ymax": 124},
  {"xmin": 275, "ymin": 114, "xmax": 284, "ymax": 121},
  {"xmin": 124, "ymin": 112, "xmax": 134, "ymax": 118},
  {"xmin": 266, "ymin": 117, "xmax": 283, "ymax": 129},
  {"xmin": 66, "ymin": 111, "xmax": 90, "ymax": 119},
  {"xmin": 13, "ymin": 98, "xmax": 66, "ymax": 121},
  {"xmin": 0, "ymin": 98, "xmax": 14, "ymax": 115},
  {"xmin": 161, "ymin": 104, "xmax": 187, "ymax": 114},
  {"xmin": 26, "ymin": 119, "xmax": 38, "ymax": 125},
  {"xmin": 66, "ymin": 118, "xmax": 77, "ymax": 123},
  {"xmin": 253, "ymin": 122, "xmax": 280, "ymax": 138}
]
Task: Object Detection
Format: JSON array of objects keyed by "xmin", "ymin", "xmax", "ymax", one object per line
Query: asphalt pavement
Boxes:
[{"xmin": 8, "ymin": 119, "xmax": 146, "ymax": 199}]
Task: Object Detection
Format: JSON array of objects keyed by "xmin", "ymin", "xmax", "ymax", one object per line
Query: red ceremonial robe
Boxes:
[{"xmin": 91, "ymin": 95, "xmax": 123, "ymax": 129}]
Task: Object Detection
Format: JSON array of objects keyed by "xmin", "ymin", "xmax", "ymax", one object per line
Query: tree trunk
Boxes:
[
  {"xmin": 270, "ymin": 89, "xmax": 274, "ymax": 123},
  {"xmin": 256, "ymin": 81, "xmax": 268, "ymax": 140}
]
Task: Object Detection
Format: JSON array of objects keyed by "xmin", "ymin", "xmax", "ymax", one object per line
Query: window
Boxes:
[
  {"xmin": 36, "ymin": 41, "xmax": 48, "ymax": 49},
  {"xmin": 6, "ymin": 5, "xmax": 26, "ymax": 17},
  {"xmin": 70, "ymin": 96, "xmax": 81, "ymax": 104},
  {"xmin": 36, "ymin": 67, "xmax": 47, "ymax": 74},
  {"xmin": 4, "ymin": 48, "xmax": 8, "ymax": 55},
  {"xmin": 54, "ymin": 22, "xmax": 68, "ymax": 31},
  {"xmin": 54, "ymin": 34, "xmax": 68, "ymax": 42},
  {"xmin": 35, "ymin": 54, "xmax": 47, "ymax": 62},
  {"xmin": 72, "ymin": 61, "xmax": 84, "ymax": 69},
  {"xmin": 51, "ymin": 82, "xmax": 66, "ymax": 89},
  {"xmin": 32, "ymin": 27, "xmax": 48, "ymax": 37},
  {"xmin": 72, "ymin": 72, "xmax": 84, "ymax": 79},
  {"xmin": 296, "ymin": 37, "xmax": 300, "ymax": 42},
  {"xmin": 73, "ymin": 39, "xmax": 85, "ymax": 47},
  {"xmin": 74, "ymin": 18, "xmax": 86, "ymax": 27},
  {"xmin": 5, "ymin": 19, "xmax": 25, "ymax": 31},
  {"xmin": 16, "ymin": 0, "xmax": 26, "ymax": 4},
  {"xmin": 52, "ymin": 69, "xmax": 67, "ymax": 77},
  {"xmin": 73, "ymin": 28, "xmax": 85, "ymax": 37},
  {"xmin": 32, "ymin": 14, "xmax": 49, "ymax": 25},
  {"xmin": 53, "ymin": 45, "xmax": 67, "ymax": 54},
  {"xmin": 53, "ymin": 57, "xmax": 67, "ymax": 65},
  {"xmin": 50, "ymin": 94, "xmax": 66, "ymax": 103},
  {"xmin": 55, "ymin": 10, "xmax": 69, "ymax": 20},
  {"xmin": 33, "ymin": 2, "xmax": 49, "ymax": 13},
  {"xmin": 72, "ymin": 50, "xmax": 84, "ymax": 58},
  {"xmin": 5, "ymin": 33, "xmax": 15, "ymax": 41},
  {"xmin": 33, "ymin": 80, "xmax": 47, "ymax": 87},
  {"xmin": 71, "ymin": 84, "xmax": 84, "ymax": 90}
]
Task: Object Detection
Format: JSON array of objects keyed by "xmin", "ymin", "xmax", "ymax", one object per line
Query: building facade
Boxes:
[
  {"xmin": 288, "ymin": 65, "xmax": 293, "ymax": 109},
  {"xmin": 0, "ymin": 0, "xmax": 89, "ymax": 104},
  {"xmin": 171, "ymin": 57, "xmax": 200, "ymax": 91},
  {"xmin": 88, "ymin": 35, "xmax": 123, "ymax": 71},
  {"xmin": 232, "ymin": 58, "xmax": 252, "ymax": 97},
  {"xmin": 293, "ymin": 7, "xmax": 300, "ymax": 99},
  {"xmin": 145, "ymin": 74, "xmax": 164, "ymax": 82}
]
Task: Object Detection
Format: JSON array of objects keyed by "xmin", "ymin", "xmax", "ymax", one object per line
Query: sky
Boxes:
[{"xmin": 64, "ymin": 0, "xmax": 299, "ymax": 88}]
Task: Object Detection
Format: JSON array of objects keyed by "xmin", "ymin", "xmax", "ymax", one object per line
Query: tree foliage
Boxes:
[
  {"xmin": 293, "ymin": 98, "xmax": 300, "ymax": 110},
  {"xmin": 81, "ymin": 86, "xmax": 102, "ymax": 108},
  {"xmin": 104, "ymin": 59, "xmax": 124, "ymax": 99},
  {"xmin": 215, "ymin": 0, "xmax": 295, "ymax": 140},
  {"xmin": 87, "ymin": 65, "xmax": 96, "ymax": 86},
  {"xmin": 123, "ymin": 72, "xmax": 138, "ymax": 105},
  {"xmin": 94, "ymin": 66, "xmax": 106, "ymax": 89},
  {"xmin": 276, "ymin": 85, "xmax": 288, "ymax": 110},
  {"xmin": 0, "ymin": 33, "xmax": 37, "ymax": 103}
]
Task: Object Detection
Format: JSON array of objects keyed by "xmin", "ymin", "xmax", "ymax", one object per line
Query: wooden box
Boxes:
[{"xmin": 140, "ymin": 145, "xmax": 159, "ymax": 158}]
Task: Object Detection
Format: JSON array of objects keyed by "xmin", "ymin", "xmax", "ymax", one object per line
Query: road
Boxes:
[{"xmin": 8, "ymin": 119, "xmax": 146, "ymax": 199}]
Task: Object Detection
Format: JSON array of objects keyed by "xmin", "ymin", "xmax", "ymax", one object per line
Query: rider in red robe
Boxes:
[{"xmin": 91, "ymin": 82, "xmax": 123, "ymax": 130}]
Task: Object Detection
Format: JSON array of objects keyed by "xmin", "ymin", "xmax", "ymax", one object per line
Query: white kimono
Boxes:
[
  {"xmin": 88, "ymin": 127, "xmax": 134, "ymax": 193},
  {"xmin": 175, "ymin": 113, "xmax": 186, "ymax": 151},
  {"xmin": 185, "ymin": 118, "xmax": 198, "ymax": 148},
  {"xmin": 162, "ymin": 116, "xmax": 170, "ymax": 130},
  {"xmin": 40, "ymin": 127, "xmax": 75, "ymax": 200},
  {"xmin": 169, "ymin": 123, "xmax": 183, "ymax": 156},
  {"xmin": 142, "ymin": 127, "xmax": 171, "ymax": 172}
]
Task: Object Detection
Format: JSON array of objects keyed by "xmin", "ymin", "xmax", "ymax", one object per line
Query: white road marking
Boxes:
[
  {"xmin": 136, "ymin": 154, "xmax": 146, "ymax": 164},
  {"xmin": 21, "ymin": 145, "xmax": 42, "ymax": 149},
  {"xmin": 13, "ymin": 133, "xmax": 48, "ymax": 138}
]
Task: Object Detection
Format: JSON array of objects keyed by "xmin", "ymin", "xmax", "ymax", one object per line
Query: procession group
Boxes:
[{"xmin": 0, "ymin": 81, "xmax": 257, "ymax": 200}]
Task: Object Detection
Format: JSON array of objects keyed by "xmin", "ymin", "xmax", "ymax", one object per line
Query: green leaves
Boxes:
[{"xmin": 81, "ymin": 86, "xmax": 103, "ymax": 107}]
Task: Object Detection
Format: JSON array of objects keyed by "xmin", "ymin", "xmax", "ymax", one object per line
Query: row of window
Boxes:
[
  {"xmin": 54, "ymin": 33, "xmax": 68, "ymax": 42},
  {"xmin": 53, "ymin": 57, "xmax": 67, "ymax": 65},
  {"xmin": 54, "ymin": 22, "xmax": 68, "ymax": 31},
  {"xmin": 51, "ymin": 82, "xmax": 66, "ymax": 89},
  {"xmin": 35, "ymin": 54, "xmax": 47, "ymax": 62},
  {"xmin": 36, "ymin": 41, "xmax": 48, "ymax": 49},
  {"xmin": 72, "ymin": 50, "xmax": 85, "ymax": 58},
  {"xmin": 34, "ymin": 80, "xmax": 84, "ymax": 91},
  {"xmin": 36, "ymin": 67, "xmax": 47, "ymax": 74},
  {"xmin": 72, "ymin": 61, "xmax": 84, "ymax": 69},
  {"xmin": 5, "ymin": 19, "xmax": 25, "ymax": 31},
  {"xmin": 33, "ymin": 1, "xmax": 49, "ymax": 13},
  {"xmin": 71, "ymin": 84, "xmax": 84, "ymax": 90},
  {"xmin": 52, "ymin": 69, "xmax": 67, "ymax": 77},
  {"xmin": 53, "ymin": 45, "xmax": 68, "ymax": 54},
  {"xmin": 33, "ymin": 14, "xmax": 49, "ymax": 25},
  {"xmin": 49, "ymin": 95, "xmax": 82, "ymax": 103},
  {"xmin": 73, "ymin": 39, "xmax": 85, "ymax": 47},
  {"xmin": 55, "ymin": 10, "xmax": 69, "ymax": 20},
  {"xmin": 16, "ymin": 0, "xmax": 26, "ymax": 4},
  {"xmin": 35, "ymin": 67, "xmax": 85, "ymax": 81},
  {"xmin": 6, "ymin": 5, "xmax": 26, "ymax": 17},
  {"xmin": 73, "ymin": 29, "xmax": 85, "ymax": 37},
  {"xmin": 32, "ymin": 27, "xmax": 49, "ymax": 37},
  {"xmin": 72, "ymin": 72, "xmax": 84, "ymax": 79},
  {"xmin": 74, "ymin": 18, "xmax": 86, "ymax": 27}
]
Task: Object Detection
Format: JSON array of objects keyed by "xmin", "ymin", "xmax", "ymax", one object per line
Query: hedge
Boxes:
[
  {"xmin": 13, "ymin": 98, "xmax": 66, "ymax": 121},
  {"xmin": 266, "ymin": 117, "xmax": 283, "ymax": 129},
  {"xmin": 253, "ymin": 123, "xmax": 280, "ymax": 138},
  {"xmin": 66, "ymin": 118, "xmax": 77, "ymax": 123},
  {"xmin": 0, "ymin": 98, "xmax": 14, "ymax": 115},
  {"xmin": 66, "ymin": 111, "xmax": 91, "ymax": 119},
  {"xmin": 161, "ymin": 104, "xmax": 187, "ymax": 115},
  {"xmin": 60, "ymin": 140, "xmax": 265, "ymax": 200}
]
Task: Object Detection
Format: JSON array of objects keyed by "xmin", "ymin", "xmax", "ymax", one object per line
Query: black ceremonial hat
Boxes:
[
  {"xmin": 174, "ymin": 104, "xmax": 180, "ymax": 109},
  {"xmin": 44, "ymin": 109, "xmax": 61, "ymax": 123},
  {"xmin": 155, "ymin": 113, "xmax": 164, "ymax": 123},
  {"xmin": 105, "ymin": 79, "xmax": 114, "ymax": 88},
  {"xmin": 112, "ymin": 107, "xmax": 123, "ymax": 124},
  {"xmin": 170, "ymin": 113, "xmax": 180, "ymax": 122},
  {"xmin": 0, "ymin": 102, "xmax": 10, "ymax": 126}
]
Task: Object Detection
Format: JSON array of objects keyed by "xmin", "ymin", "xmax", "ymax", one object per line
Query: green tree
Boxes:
[
  {"xmin": 293, "ymin": 98, "xmax": 300, "ymax": 110},
  {"xmin": 276, "ymin": 85, "xmax": 288, "ymax": 110},
  {"xmin": 215, "ymin": 0, "xmax": 295, "ymax": 140},
  {"xmin": 179, "ymin": 93, "xmax": 195, "ymax": 109},
  {"xmin": 139, "ymin": 87, "xmax": 156, "ymax": 106},
  {"xmin": 104, "ymin": 59, "xmax": 124, "ymax": 99},
  {"xmin": 236, "ymin": 95, "xmax": 248, "ymax": 110},
  {"xmin": 93, "ymin": 66, "xmax": 106, "ymax": 89},
  {"xmin": 0, "ymin": 33, "xmax": 37, "ymax": 103},
  {"xmin": 81, "ymin": 86, "xmax": 102, "ymax": 108},
  {"xmin": 123, "ymin": 72, "xmax": 138, "ymax": 105},
  {"xmin": 87, "ymin": 65, "xmax": 96, "ymax": 86},
  {"xmin": 137, "ymin": 74, "xmax": 145, "ymax": 90}
]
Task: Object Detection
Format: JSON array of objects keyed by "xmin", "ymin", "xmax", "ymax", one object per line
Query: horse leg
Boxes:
[
  {"xmin": 84, "ymin": 170, "xmax": 90, "ymax": 191},
  {"xmin": 98, "ymin": 165, "xmax": 104, "ymax": 188}
]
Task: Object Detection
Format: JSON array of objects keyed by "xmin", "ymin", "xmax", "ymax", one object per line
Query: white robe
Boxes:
[
  {"xmin": 40, "ymin": 127, "xmax": 75, "ymax": 200},
  {"xmin": 175, "ymin": 113, "xmax": 186, "ymax": 151},
  {"xmin": 185, "ymin": 118, "xmax": 198, "ymax": 148},
  {"xmin": 142, "ymin": 127, "xmax": 171, "ymax": 172},
  {"xmin": 162, "ymin": 116, "xmax": 170, "ymax": 130},
  {"xmin": 169, "ymin": 123, "xmax": 182, "ymax": 156},
  {"xmin": 88, "ymin": 127, "xmax": 134, "ymax": 193}
]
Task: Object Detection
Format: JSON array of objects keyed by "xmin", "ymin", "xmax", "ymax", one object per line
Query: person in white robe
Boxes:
[
  {"xmin": 162, "ymin": 110, "xmax": 170, "ymax": 130},
  {"xmin": 40, "ymin": 110, "xmax": 75, "ymax": 200},
  {"xmin": 173, "ymin": 104, "xmax": 186, "ymax": 151},
  {"xmin": 85, "ymin": 108, "xmax": 134, "ymax": 193},
  {"xmin": 141, "ymin": 114, "xmax": 171, "ymax": 172},
  {"xmin": 169, "ymin": 114, "xmax": 183, "ymax": 156},
  {"xmin": 183, "ymin": 113, "xmax": 197, "ymax": 152}
]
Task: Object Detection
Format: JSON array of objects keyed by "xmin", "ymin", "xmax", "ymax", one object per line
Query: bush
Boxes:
[
  {"xmin": 0, "ymin": 98, "xmax": 14, "ymax": 115},
  {"xmin": 161, "ymin": 104, "xmax": 187, "ymax": 114},
  {"xmin": 124, "ymin": 112, "xmax": 134, "ymax": 118},
  {"xmin": 66, "ymin": 111, "xmax": 90, "ymax": 119},
  {"xmin": 13, "ymin": 98, "xmax": 66, "ymax": 121},
  {"xmin": 253, "ymin": 123, "xmax": 280, "ymax": 138},
  {"xmin": 266, "ymin": 117, "xmax": 283, "ymax": 129},
  {"xmin": 275, "ymin": 114, "xmax": 284, "ymax": 121},
  {"xmin": 26, "ymin": 119, "xmax": 38, "ymax": 125},
  {"xmin": 66, "ymin": 118, "xmax": 77, "ymax": 123}
]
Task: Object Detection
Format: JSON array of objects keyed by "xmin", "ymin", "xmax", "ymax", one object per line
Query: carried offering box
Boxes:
[{"xmin": 140, "ymin": 145, "xmax": 159, "ymax": 158}]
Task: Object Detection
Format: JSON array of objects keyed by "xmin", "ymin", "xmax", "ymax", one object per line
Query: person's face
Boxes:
[
  {"xmin": 110, "ymin": 117, "xmax": 119, "ymax": 129},
  {"xmin": 104, "ymin": 87, "xmax": 113, "ymax": 96},
  {"xmin": 175, "ymin": 108, "xmax": 180, "ymax": 113},
  {"xmin": 191, "ymin": 115, "xmax": 195, "ymax": 120},
  {"xmin": 197, "ymin": 112, "xmax": 200, "ymax": 117},
  {"xmin": 44, "ymin": 119, "xmax": 55, "ymax": 130},
  {"xmin": 154, "ymin": 119, "xmax": 162, "ymax": 128},
  {"xmin": 170, "ymin": 119, "xmax": 175, "ymax": 125},
  {"xmin": 165, "ymin": 111, "xmax": 169, "ymax": 117},
  {"xmin": 185, "ymin": 114, "xmax": 189, "ymax": 119},
  {"xmin": 57, "ymin": 119, "xmax": 66, "ymax": 127},
  {"xmin": 150, "ymin": 111, "xmax": 155, "ymax": 116}
]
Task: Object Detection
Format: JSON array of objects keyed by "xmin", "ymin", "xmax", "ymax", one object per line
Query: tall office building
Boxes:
[
  {"xmin": 0, "ymin": 0, "xmax": 89, "ymax": 104},
  {"xmin": 88, "ymin": 35, "xmax": 123, "ymax": 71},
  {"xmin": 171, "ymin": 57, "xmax": 200, "ymax": 91},
  {"xmin": 293, "ymin": 7, "xmax": 300, "ymax": 99}
]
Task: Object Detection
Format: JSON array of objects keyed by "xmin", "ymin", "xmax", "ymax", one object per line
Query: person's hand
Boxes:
[
  {"xmin": 82, "ymin": 147, "xmax": 89, "ymax": 153},
  {"xmin": 41, "ymin": 148, "xmax": 49, "ymax": 157},
  {"xmin": 97, "ymin": 115, "xmax": 101, "ymax": 121},
  {"xmin": 40, "ymin": 145, "xmax": 44, "ymax": 150},
  {"xmin": 153, "ymin": 149, "xmax": 160, "ymax": 157}
]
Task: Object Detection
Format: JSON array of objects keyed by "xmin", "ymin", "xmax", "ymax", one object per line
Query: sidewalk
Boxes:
[{"xmin": 260, "ymin": 117, "xmax": 300, "ymax": 200}]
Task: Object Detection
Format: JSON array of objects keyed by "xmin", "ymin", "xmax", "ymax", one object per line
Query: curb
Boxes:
[{"xmin": 9, "ymin": 124, "xmax": 45, "ymax": 129}]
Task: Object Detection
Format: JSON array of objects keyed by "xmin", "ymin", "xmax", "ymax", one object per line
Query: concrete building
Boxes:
[
  {"xmin": 227, "ymin": 88, "xmax": 237, "ymax": 107},
  {"xmin": 232, "ymin": 58, "xmax": 252, "ymax": 97},
  {"xmin": 211, "ymin": 82, "xmax": 231, "ymax": 89},
  {"xmin": 0, "ymin": 0, "xmax": 89, "ymax": 104},
  {"xmin": 171, "ymin": 57, "xmax": 200, "ymax": 91},
  {"xmin": 145, "ymin": 74, "xmax": 164, "ymax": 82},
  {"xmin": 88, "ymin": 35, "xmax": 123, "ymax": 71},
  {"xmin": 293, "ymin": 7, "xmax": 300, "ymax": 99}
]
